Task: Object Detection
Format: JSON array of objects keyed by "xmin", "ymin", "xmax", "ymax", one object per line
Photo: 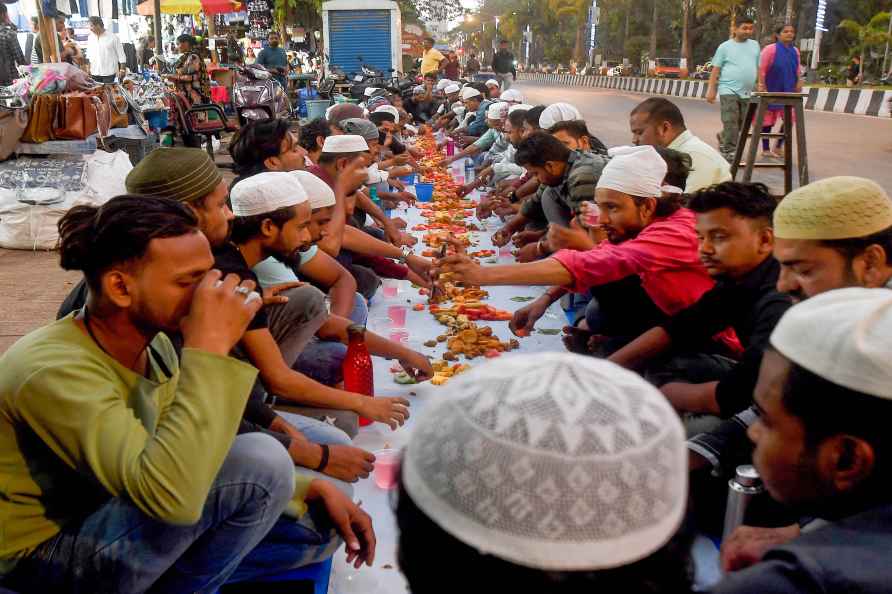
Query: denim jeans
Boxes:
[
  {"xmin": 4, "ymin": 433, "xmax": 338, "ymax": 594},
  {"xmin": 349, "ymin": 292, "xmax": 369, "ymax": 326},
  {"xmin": 278, "ymin": 411, "xmax": 354, "ymax": 495},
  {"xmin": 295, "ymin": 339, "xmax": 347, "ymax": 387}
]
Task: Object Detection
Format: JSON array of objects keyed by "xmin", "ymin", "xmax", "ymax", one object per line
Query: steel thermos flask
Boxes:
[{"xmin": 722, "ymin": 465, "xmax": 765, "ymax": 541}]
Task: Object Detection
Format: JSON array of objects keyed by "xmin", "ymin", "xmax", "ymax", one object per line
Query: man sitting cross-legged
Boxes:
[
  {"xmin": 0, "ymin": 196, "xmax": 374, "ymax": 593},
  {"xmin": 609, "ymin": 182, "xmax": 792, "ymax": 429}
]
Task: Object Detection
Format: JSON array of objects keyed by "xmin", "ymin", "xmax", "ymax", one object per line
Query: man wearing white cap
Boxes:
[
  {"xmin": 485, "ymin": 78, "xmax": 502, "ymax": 99},
  {"xmin": 436, "ymin": 145, "xmax": 717, "ymax": 350},
  {"xmin": 433, "ymin": 82, "xmax": 462, "ymax": 128},
  {"xmin": 460, "ymin": 85, "xmax": 493, "ymax": 139},
  {"xmin": 712, "ymin": 287, "xmax": 892, "ymax": 594},
  {"xmin": 398, "ymin": 353, "xmax": 693, "ymax": 592},
  {"xmin": 538, "ymin": 102, "xmax": 583, "ymax": 130},
  {"xmin": 440, "ymin": 101, "xmax": 510, "ymax": 167},
  {"xmin": 500, "ymin": 88, "xmax": 524, "ymax": 104}
]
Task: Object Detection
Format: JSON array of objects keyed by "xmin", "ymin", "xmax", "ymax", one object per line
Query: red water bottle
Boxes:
[
  {"xmin": 446, "ymin": 137, "xmax": 455, "ymax": 157},
  {"xmin": 343, "ymin": 324, "xmax": 375, "ymax": 426}
]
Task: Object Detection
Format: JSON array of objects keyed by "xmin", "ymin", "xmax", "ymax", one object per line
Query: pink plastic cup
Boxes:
[
  {"xmin": 382, "ymin": 278, "xmax": 399, "ymax": 299},
  {"xmin": 388, "ymin": 305, "xmax": 407, "ymax": 328},
  {"xmin": 388, "ymin": 329, "xmax": 410, "ymax": 344},
  {"xmin": 373, "ymin": 449, "xmax": 400, "ymax": 490}
]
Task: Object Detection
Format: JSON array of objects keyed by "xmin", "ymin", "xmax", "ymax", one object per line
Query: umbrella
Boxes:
[{"xmin": 136, "ymin": 0, "xmax": 242, "ymax": 15}]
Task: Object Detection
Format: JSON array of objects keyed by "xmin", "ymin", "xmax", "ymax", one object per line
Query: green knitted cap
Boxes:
[{"xmin": 125, "ymin": 148, "xmax": 223, "ymax": 204}]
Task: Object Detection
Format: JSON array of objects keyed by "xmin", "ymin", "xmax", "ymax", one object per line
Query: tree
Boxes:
[
  {"xmin": 839, "ymin": 11, "xmax": 892, "ymax": 77},
  {"xmin": 650, "ymin": 0, "xmax": 659, "ymax": 61},
  {"xmin": 681, "ymin": 0, "xmax": 693, "ymax": 66},
  {"xmin": 696, "ymin": 0, "xmax": 745, "ymax": 35}
]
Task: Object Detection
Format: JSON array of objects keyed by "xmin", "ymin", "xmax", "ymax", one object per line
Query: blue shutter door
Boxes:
[{"xmin": 329, "ymin": 10, "xmax": 392, "ymax": 77}]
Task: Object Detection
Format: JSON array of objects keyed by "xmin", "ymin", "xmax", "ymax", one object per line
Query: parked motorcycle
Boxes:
[
  {"xmin": 349, "ymin": 56, "xmax": 390, "ymax": 100},
  {"xmin": 232, "ymin": 63, "xmax": 291, "ymax": 126}
]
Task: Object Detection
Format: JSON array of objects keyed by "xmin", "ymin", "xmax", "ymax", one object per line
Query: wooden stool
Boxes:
[{"xmin": 730, "ymin": 92, "xmax": 809, "ymax": 195}]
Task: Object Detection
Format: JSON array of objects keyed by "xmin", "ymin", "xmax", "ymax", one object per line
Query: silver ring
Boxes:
[{"xmin": 234, "ymin": 286, "xmax": 251, "ymax": 296}]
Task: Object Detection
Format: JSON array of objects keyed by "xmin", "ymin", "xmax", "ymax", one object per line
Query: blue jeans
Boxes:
[
  {"xmin": 295, "ymin": 339, "xmax": 347, "ymax": 386},
  {"xmin": 349, "ymin": 292, "xmax": 369, "ymax": 326},
  {"xmin": 278, "ymin": 411, "xmax": 353, "ymax": 497},
  {"xmin": 4, "ymin": 434, "xmax": 339, "ymax": 594}
]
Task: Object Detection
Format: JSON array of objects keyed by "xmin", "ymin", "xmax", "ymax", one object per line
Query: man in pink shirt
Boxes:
[{"xmin": 436, "ymin": 146, "xmax": 728, "ymax": 355}]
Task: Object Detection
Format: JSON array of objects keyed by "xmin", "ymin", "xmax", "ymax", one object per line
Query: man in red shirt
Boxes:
[{"xmin": 436, "ymin": 145, "xmax": 724, "ymax": 355}]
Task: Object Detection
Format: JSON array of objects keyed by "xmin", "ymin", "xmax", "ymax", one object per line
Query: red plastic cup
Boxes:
[
  {"xmin": 373, "ymin": 449, "xmax": 400, "ymax": 489},
  {"xmin": 388, "ymin": 304, "xmax": 407, "ymax": 328}
]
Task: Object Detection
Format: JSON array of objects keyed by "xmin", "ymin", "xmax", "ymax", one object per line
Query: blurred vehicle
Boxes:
[
  {"xmin": 693, "ymin": 61, "xmax": 712, "ymax": 80},
  {"xmin": 650, "ymin": 57, "xmax": 687, "ymax": 78}
]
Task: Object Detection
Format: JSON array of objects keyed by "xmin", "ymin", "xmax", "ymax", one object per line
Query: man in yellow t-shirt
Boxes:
[{"xmin": 420, "ymin": 36, "xmax": 446, "ymax": 76}]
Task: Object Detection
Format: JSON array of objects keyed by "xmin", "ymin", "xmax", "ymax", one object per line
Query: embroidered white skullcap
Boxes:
[
  {"xmin": 485, "ymin": 78, "xmax": 499, "ymax": 88},
  {"xmin": 230, "ymin": 171, "xmax": 308, "ymax": 217},
  {"xmin": 509, "ymin": 103, "xmax": 533, "ymax": 114},
  {"xmin": 597, "ymin": 145, "xmax": 683, "ymax": 198},
  {"xmin": 403, "ymin": 353, "xmax": 688, "ymax": 571},
  {"xmin": 363, "ymin": 86, "xmax": 381, "ymax": 97},
  {"xmin": 290, "ymin": 170, "xmax": 336, "ymax": 210},
  {"xmin": 321, "ymin": 134, "xmax": 369, "ymax": 153},
  {"xmin": 771, "ymin": 287, "xmax": 892, "ymax": 399},
  {"xmin": 444, "ymin": 83, "xmax": 461, "ymax": 95},
  {"xmin": 486, "ymin": 101, "xmax": 509, "ymax": 120},
  {"xmin": 413, "ymin": 85, "xmax": 426, "ymax": 95},
  {"xmin": 374, "ymin": 105, "xmax": 401, "ymax": 122},
  {"xmin": 501, "ymin": 88, "xmax": 524, "ymax": 103},
  {"xmin": 773, "ymin": 176, "xmax": 892, "ymax": 240},
  {"xmin": 436, "ymin": 79, "xmax": 454, "ymax": 91},
  {"xmin": 539, "ymin": 102, "xmax": 582, "ymax": 130},
  {"xmin": 460, "ymin": 86, "xmax": 482, "ymax": 101}
]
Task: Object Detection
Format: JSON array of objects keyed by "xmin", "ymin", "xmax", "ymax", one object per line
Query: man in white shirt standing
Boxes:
[
  {"xmin": 630, "ymin": 97, "xmax": 732, "ymax": 193},
  {"xmin": 86, "ymin": 17, "xmax": 126, "ymax": 83}
]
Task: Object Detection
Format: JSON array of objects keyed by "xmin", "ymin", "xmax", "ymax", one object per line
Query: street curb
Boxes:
[{"xmin": 517, "ymin": 73, "xmax": 892, "ymax": 118}]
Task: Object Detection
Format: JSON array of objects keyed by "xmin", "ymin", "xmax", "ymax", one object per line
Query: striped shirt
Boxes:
[{"xmin": 521, "ymin": 150, "xmax": 607, "ymax": 222}]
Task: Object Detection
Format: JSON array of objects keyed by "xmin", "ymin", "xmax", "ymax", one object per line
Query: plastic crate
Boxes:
[{"xmin": 105, "ymin": 132, "xmax": 159, "ymax": 165}]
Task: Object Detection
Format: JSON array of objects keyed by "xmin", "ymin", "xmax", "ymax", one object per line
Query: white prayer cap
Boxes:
[
  {"xmin": 597, "ymin": 145, "xmax": 682, "ymax": 198},
  {"xmin": 771, "ymin": 288, "xmax": 892, "ymax": 399},
  {"xmin": 485, "ymin": 78, "xmax": 499, "ymax": 88},
  {"xmin": 374, "ymin": 105, "xmax": 401, "ymax": 122},
  {"xmin": 539, "ymin": 102, "xmax": 583, "ymax": 129},
  {"xmin": 230, "ymin": 171, "xmax": 308, "ymax": 217},
  {"xmin": 321, "ymin": 134, "xmax": 369, "ymax": 153},
  {"xmin": 444, "ymin": 83, "xmax": 461, "ymax": 95},
  {"xmin": 403, "ymin": 353, "xmax": 688, "ymax": 571},
  {"xmin": 290, "ymin": 170, "xmax": 336, "ymax": 210},
  {"xmin": 363, "ymin": 86, "xmax": 381, "ymax": 97},
  {"xmin": 509, "ymin": 103, "xmax": 533, "ymax": 114},
  {"xmin": 413, "ymin": 85, "xmax": 426, "ymax": 95},
  {"xmin": 436, "ymin": 79, "xmax": 454, "ymax": 91},
  {"xmin": 486, "ymin": 101, "xmax": 509, "ymax": 120},
  {"xmin": 501, "ymin": 88, "xmax": 524, "ymax": 103},
  {"xmin": 460, "ymin": 86, "xmax": 482, "ymax": 101}
]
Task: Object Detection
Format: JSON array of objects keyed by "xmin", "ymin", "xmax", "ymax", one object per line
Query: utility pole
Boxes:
[
  {"xmin": 882, "ymin": 11, "xmax": 891, "ymax": 76},
  {"xmin": 807, "ymin": 0, "xmax": 827, "ymax": 82}
]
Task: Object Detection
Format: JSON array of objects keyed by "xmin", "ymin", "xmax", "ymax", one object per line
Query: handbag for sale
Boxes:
[
  {"xmin": 103, "ymin": 84, "xmax": 130, "ymax": 129},
  {"xmin": 0, "ymin": 98, "xmax": 28, "ymax": 160},
  {"xmin": 53, "ymin": 92, "xmax": 99, "ymax": 140},
  {"xmin": 21, "ymin": 94, "xmax": 59, "ymax": 143}
]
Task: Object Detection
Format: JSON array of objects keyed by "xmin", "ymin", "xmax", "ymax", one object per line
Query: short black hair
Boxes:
[
  {"xmin": 228, "ymin": 118, "xmax": 292, "ymax": 176},
  {"xmin": 499, "ymin": 39, "xmax": 509, "ymax": 44},
  {"xmin": 514, "ymin": 131, "xmax": 572, "ymax": 167},
  {"xmin": 524, "ymin": 105, "xmax": 546, "ymax": 129},
  {"xmin": 424, "ymin": 36, "xmax": 435, "ymax": 44},
  {"xmin": 230, "ymin": 205, "xmax": 296, "ymax": 244},
  {"xmin": 687, "ymin": 182, "xmax": 777, "ymax": 224},
  {"xmin": 737, "ymin": 16, "xmax": 755, "ymax": 25},
  {"xmin": 507, "ymin": 108, "xmax": 528, "ymax": 128},
  {"xmin": 177, "ymin": 33, "xmax": 196, "ymax": 47},
  {"xmin": 58, "ymin": 195, "xmax": 198, "ymax": 293},
  {"xmin": 776, "ymin": 23, "xmax": 795, "ymax": 35},
  {"xmin": 779, "ymin": 354, "xmax": 892, "ymax": 496},
  {"xmin": 653, "ymin": 146, "xmax": 691, "ymax": 194},
  {"xmin": 631, "ymin": 97, "xmax": 686, "ymax": 129},
  {"xmin": 369, "ymin": 111, "xmax": 396, "ymax": 126},
  {"xmin": 88, "ymin": 16, "xmax": 103, "ymax": 28},
  {"xmin": 548, "ymin": 120, "xmax": 609, "ymax": 155},
  {"xmin": 820, "ymin": 227, "xmax": 892, "ymax": 266},
  {"xmin": 299, "ymin": 117, "xmax": 330, "ymax": 153},
  {"xmin": 397, "ymin": 476, "xmax": 696, "ymax": 592}
]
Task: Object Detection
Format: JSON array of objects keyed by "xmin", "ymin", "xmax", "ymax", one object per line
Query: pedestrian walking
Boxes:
[
  {"xmin": 706, "ymin": 17, "xmax": 760, "ymax": 162},
  {"xmin": 757, "ymin": 24, "xmax": 801, "ymax": 158},
  {"xmin": 86, "ymin": 17, "xmax": 126, "ymax": 83},
  {"xmin": 0, "ymin": 4, "xmax": 26, "ymax": 87},
  {"xmin": 465, "ymin": 52, "xmax": 481, "ymax": 78},
  {"xmin": 492, "ymin": 39, "xmax": 516, "ymax": 90},
  {"xmin": 444, "ymin": 50, "xmax": 460, "ymax": 80}
]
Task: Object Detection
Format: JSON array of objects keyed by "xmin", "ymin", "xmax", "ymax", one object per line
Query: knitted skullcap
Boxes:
[
  {"xmin": 341, "ymin": 118, "xmax": 379, "ymax": 141},
  {"xmin": 539, "ymin": 102, "xmax": 582, "ymax": 130},
  {"xmin": 773, "ymin": 176, "xmax": 892, "ymax": 240},
  {"xmin": 771, "ymin": 287, "xmax": 892, "ymax": 399},
  {"xmin": 403, "ymin": 353, "xmax": 688, "ymax": 571},
  {"xmin": 460, "ymin": 86, "xmax": 482, "ymax": 101},
  {"xmin": 230, "ymin": 171, "xmax": 307, "ymax": 216},
  {"xmin": 444, "ymin": 83, "xmax": 461, "ymax": 95},
  {"xmin": 501, "ymin": 88, "xmax": 524, "ymax": 103},
  {"xmin": 486, "ymin": 101, "xmax": 509, "ymax": 121},
  {"xmin": 125, "ymin": 148, "xmax": 222, "ymax": 203},
  {"xmin": 290, "ymin": 170, "xmax": 336, "ymax": 209}
]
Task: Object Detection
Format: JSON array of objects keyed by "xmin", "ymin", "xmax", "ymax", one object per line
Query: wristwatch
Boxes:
[
  {"xmin": 398, "ymin": 245, "xmax": 413, "ymax": 263},
  {"xmin": 509, "ymin": 190, "xmax": 519, "ymax": 204}
]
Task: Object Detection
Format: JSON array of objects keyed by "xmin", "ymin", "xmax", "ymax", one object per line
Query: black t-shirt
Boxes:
[{"xmin": 213, "ymin": 243, "xmax": 268, "ymax": 331}]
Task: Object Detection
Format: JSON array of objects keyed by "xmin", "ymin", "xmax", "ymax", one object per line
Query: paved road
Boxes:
[{"xmin": 515, "ymin": 82, "xmax": 892, "ymax": 193}]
